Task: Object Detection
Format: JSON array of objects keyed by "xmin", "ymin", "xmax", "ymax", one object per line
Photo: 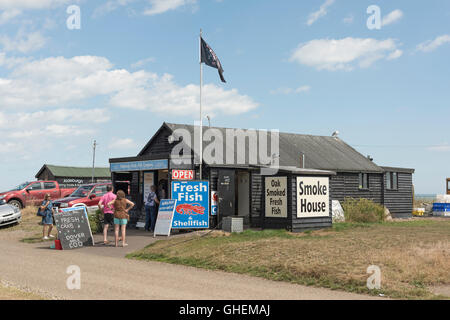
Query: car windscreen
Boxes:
[
  {"xmin": 70, "ymin": 185, "xmax": 92, "ymax": 197},
  {"xmin": 10, "ymin": 182, "xmax": 30, "ymax": 191}
]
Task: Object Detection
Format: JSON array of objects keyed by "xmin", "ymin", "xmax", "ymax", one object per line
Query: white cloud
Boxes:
[
  {"xmin": 289, "ymin": 37, "xmax": 402, "ymax": 71},
  {"xmin": 109, "ymin": 138, "xmax": 139, "ymax": 149},
  {"xmin": 131, "ymin": 56, "xmax": 156, "ymax": 69},
  {"xmin": 382, "ymin": 9, "xmax": 403, "ymax": 27},
  {"xmin": 0, "ymin": 108, "xmax": 108, "ymax": 145},
  {"xmin": 0, "ymin": 0, "xmax": 70, "ymax": 10},
  {"xmin": 387, "ymin": 49, "xmax": 403, "ymax": 60},
  {"xmin": 416, "ymin": 35, "xmax": 450, "ymax": 53},
  {"xmin": 144, "ymin": 0, "xmax": 196, "ymax": 16},
  {"xmin": 0, "ymin": 54, "xmax": 258, "ymax": 116},
  {"xmin": 93, "ymin": 0, "xmax": 135, "ymax": 17},
  {"xmin": 307, "ymin": 0, "xmax": 335, "ymax": 26},
  {"xmin": 428, "ymin": 143, "xmax": 450, "ymax": 152},
  {"xmin": 0, "ymin": 8, "xmax": 21, "ymax": 24},
  {"xmin": 270, "ymin": 85, "xmax": 311, "ymax": 95},
  {"xmin": 0, "ymin": 30, "xmax": 46, "ymax": 53},
  {"xmin": 343, "ymin": 14, "xmax": 353, "ymax": 24},
  {"xmin": 0, "ymin": 106, "xmax": 107, "ymax": 160}
]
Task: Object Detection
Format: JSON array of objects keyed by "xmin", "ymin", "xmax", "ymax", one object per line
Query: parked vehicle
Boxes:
[
  {"xmin": 0, "ymin": 203, "xmax": 21, "ymax": 227},
  {"xmin": 52, "ymin": 182, "xmax": 112, "ymax": 213},
  {"xmin": 0, "ymin": 181, "xmax": 76, "ymax": 209}
]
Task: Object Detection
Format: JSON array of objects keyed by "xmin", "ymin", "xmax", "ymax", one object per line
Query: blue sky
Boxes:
[{"xmin": 0, "ymin": 0, "xmax": 449, "ymax": 194}]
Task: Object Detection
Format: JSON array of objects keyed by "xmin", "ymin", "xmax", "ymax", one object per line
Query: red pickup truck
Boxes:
[
  {"xmin": 52, "ymin": 182, "xmax": 113, "ymax": 213},
  {"xmin": 0, "ymin": 181, "xmax": 75, "ymax": 209}
]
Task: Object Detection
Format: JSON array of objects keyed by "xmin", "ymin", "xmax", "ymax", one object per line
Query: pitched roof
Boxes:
[
  {"xmin": 36, "ymin": 164, "xmax": 111, "ymax": 178},
  {"xmin": 164, "ymin": 122, "xmax": 383, "ymax": 173}
]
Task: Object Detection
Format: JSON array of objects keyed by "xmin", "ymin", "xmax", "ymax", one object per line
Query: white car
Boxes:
[{"xmin": 0, "ymin": 202, "xmax": 22, "ymax": 227}]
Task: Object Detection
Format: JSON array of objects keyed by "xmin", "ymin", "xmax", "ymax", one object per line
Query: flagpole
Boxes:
[{"xmin": 199, "ymin": 28, "xmax": 203, "ymax": 180}]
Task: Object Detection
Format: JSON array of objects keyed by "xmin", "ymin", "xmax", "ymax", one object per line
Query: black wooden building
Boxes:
[{"xmin": 109, "ymin": 122, "xmax": 414, "ymax": 232}]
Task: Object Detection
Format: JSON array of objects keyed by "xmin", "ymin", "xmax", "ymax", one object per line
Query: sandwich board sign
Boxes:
[
  {"xmin": 54, "ymin": 206, "xmax": 95, "ymax": 250},
  {"xmin": 171, "ymin": 180, "xmax": 209, "ymax": 229},
  {"xmin": 153, "ymin": 199, "xmax": 177, "ymax": 237}
]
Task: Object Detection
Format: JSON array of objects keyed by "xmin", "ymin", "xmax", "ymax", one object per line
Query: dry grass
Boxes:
[
  {"xmin": 0, "ymin": 206, "xmax": 56, "ymax": 243},
  {"xmin": 129, "ymin": 219, "xmax": 450, "ymax": 299},
  {"xmin": 0, "ymin": 282, "xmax": 45, "ymax": 300}
]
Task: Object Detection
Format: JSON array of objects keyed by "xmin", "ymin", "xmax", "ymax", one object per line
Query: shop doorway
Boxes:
[
  {"xmin": 218, "ymin": 169, "xmax": 235, "ymax": 219},
  {"xmin": 237, "ymin": 171, "xmax": 250, "ymax": 219}
]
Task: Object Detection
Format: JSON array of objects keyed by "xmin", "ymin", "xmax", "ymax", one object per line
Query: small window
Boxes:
[
  {"xmin": 44, "ymin": 182, "xmax": 56, "ymax": 190},
  {"xmin": 359, "ymin": 173, "xmax": 369, "ymax": 190},
  {"xmin": 386, "ymin": 172, "xmax": 398, "ymax": 190},
  {"xmin": 28, "ymin": 182, "xmax": 42, "ymax": 190},
  {"xmin": 386, "ymin": 172, "xmax": 391, "ymax": 189},
  {"xmin": 392, "ymin": 172, "xmax": 398, "ymax": 189}
]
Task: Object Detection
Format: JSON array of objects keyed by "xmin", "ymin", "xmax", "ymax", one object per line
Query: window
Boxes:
[
  {"xmin": 44, "ymin": 182, "xmax": 56, "ymax": 190},
  {"xmin": 359, "ymin": 173, "xmax": 369, "ymax": 190},
  {"xmin": 92, "ymin": 185, "xmax": 107, "ymax": 197},
  {"xmin": 392, "ymin": 172, "xmax": 398, "ymax": 189},
  {"xmin": 386, "ymin": 172, "xmax": 398, "ymax": 190},
  {"xmin": 385, "ymin": 172, "xmax": 391, "ymax": 189},
  {"xmin": 28, "ymin": 182, "xmax": 42, "ymax": 190}
]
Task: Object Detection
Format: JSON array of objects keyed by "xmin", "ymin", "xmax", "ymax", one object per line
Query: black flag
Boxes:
[{"xmin": 201, "ymin": 37, "xmax": 226, "ymax": 83}]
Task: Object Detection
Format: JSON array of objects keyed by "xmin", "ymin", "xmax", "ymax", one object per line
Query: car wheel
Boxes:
[{"xmin": 8, "ymin": 200, "xmax": 22, "ymax": 209}]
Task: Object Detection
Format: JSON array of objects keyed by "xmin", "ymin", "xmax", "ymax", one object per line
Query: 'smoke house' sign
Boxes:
[
  {"xmin": 265, "ymin": 177, "xmax": 287, "ymax": 218},
  {"xmin": 297, "ymin": 177, "xmax": 330, "ymax": 218}
]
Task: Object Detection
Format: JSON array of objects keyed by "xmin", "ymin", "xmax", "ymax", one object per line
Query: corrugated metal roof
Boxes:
[
  {"xmin": 165, "ymin": 122, "xmax": 383, "ymax": 173},
  {"xmin": 36, "ymin": 164, "xmax": 111, "ymax": 178}
]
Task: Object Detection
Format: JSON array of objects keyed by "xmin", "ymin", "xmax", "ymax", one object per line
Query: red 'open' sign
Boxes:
[{"xmin": 172, "ymin": 170, "xmax": 194, "ymax": 180}]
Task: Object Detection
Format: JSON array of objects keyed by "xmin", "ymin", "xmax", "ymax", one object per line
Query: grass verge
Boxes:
[
  {"xmin": 0, "ymin": 283, "xmax": 45, "ymax": 300},
  {"xmin": 128, "ymin": 219, "xmax": 450, "ymax": 300}
]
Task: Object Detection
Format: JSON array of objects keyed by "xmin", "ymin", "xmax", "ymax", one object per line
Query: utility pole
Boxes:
[{"xmin": 92, "ymin": 140, "xmax": 97, "ymax": 183}]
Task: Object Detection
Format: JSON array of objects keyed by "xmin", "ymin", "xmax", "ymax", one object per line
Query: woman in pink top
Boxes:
[{"xmin": 98, "ymin": 185, "xmax": 116, "ymax": 245}]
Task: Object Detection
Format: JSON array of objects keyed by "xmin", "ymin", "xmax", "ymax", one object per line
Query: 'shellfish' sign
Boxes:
[{"xmin": 171, "ymin": 181, "xmax": 209, "ymax": 229}]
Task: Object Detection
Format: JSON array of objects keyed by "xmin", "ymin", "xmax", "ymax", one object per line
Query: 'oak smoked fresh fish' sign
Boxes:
[{"xmin": 171, "ymin": 180, "xmax": 210, "ymax": 229}]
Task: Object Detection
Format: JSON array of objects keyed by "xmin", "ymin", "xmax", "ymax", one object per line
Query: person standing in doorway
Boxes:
[
  {"xmin": 98, "ymin": 185, "xmax": 116, "ymax": 245},
  {"xmin": 108, "ymin": 190, "xmax": 134, "ymax": 247},
  {"xmin": 145, "ymin": 185, "xmax": 159, "ymax": 232},
  {"xmin": 40, "ymin": 194, "xmax": 54, "ymax": 240}
]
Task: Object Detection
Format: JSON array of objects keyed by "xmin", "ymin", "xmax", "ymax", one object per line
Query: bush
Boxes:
[
  {"xmin": 341, "ymin": 197, "xmax": 385, "ymax": 223},
  {"xmin": 88, "ymin": 209, "xmax": 103, "ymax": 234}
]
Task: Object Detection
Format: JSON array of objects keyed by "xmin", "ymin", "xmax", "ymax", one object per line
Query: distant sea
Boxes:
[{"xmin": 415, "ymin": 194, "xmax": 437, "ymax": 200}]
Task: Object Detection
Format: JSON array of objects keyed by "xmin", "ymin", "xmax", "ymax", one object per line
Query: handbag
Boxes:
[{"xmin": 37, "ymin": 207, "xmax": 45, "ymax": 217}]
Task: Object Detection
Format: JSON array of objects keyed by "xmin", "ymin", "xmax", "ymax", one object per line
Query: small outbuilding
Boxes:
[{"xmin": 35, "ymin": 164, "xmax": 111, "ymax": 188}]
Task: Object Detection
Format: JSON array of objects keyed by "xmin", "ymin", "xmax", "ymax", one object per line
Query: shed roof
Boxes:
[
  {"xmin": 381, "ymin": 166, "xmax": 415, "ymax": 174},
  {"xmin": 36, "ymin": 164, "xmax": 111, "ymax": 178},
  {"xmin": 163, "ymin": 123, "xmax": 383, "ymax": 173}
]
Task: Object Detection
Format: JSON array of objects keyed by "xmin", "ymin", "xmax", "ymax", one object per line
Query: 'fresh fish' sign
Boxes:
[{"xmin": 171, "ymin": 180, "xmax": 209, "ymax": 229}]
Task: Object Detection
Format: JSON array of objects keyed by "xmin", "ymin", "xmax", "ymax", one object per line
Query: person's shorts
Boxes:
[
  {"xmin": 104, "ymin": 213, "xmax": 114, "ymax": 225},
  {"xmin": 114, "ymin": 218, "xmax": 128, "ymax": 225},
  {"xmin": 42, "ymin": 213, "xmax": 53, "ymax": 225}
]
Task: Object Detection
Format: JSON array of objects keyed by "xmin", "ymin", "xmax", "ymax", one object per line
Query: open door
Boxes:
[{"xmin": 218, "ymin": 169, "xmax": 235, "ymax": 220}]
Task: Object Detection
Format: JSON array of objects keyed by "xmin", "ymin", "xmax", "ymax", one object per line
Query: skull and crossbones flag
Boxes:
[{"xmin": 200, "ymin": 37, "xmax": 226, "ymax": 83}]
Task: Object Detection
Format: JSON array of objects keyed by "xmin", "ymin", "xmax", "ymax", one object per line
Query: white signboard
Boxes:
[
  {"xmin": 143, "ymin": 172, "xmax": 154, "ymax": 203},
  {"xmin": 154, "ymin": 199, "xmax": 177, "ymax": 237},
  {"xmin": 297, "ymin": 177, "xmax": 330, "ymax": 218},
  {"xmin": 265, "ymin": 177, "xmax": 287, "ymax": 218}
]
